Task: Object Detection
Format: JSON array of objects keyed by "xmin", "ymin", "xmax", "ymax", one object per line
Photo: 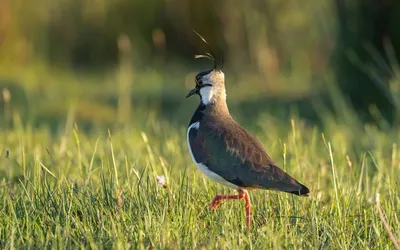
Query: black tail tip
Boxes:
[{"xmin": 289, "ymin": 184, "xmax": 310, "ymax": 196}]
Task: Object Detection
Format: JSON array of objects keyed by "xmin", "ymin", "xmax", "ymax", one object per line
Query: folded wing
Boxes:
[{"xmin": 189, "ymin": 119, "xmax": 309, "ymax": 196}]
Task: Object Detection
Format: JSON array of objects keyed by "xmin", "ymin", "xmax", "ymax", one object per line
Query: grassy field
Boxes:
[{"xmin": 0, "ymin": 68, "xmax": 399, "ymax": 249}]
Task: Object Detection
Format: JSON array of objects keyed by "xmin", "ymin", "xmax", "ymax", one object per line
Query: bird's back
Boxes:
[{"xmin": 196, "ymin": 114, "xmax": 310, "ymax": 195}]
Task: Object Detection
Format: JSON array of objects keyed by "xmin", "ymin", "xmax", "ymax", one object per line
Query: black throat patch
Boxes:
[{"xmin": 188, "ymin": 103, "xmax": 206, "ymax": 126}]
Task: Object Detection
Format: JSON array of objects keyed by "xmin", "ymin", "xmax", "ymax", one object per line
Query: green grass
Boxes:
[{"xmin": 0, "ymin": 106, "xmax": 399, "ymax": 249}]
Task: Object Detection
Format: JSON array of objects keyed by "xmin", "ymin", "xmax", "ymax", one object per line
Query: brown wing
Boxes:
[{"xmin": 192, "ymin": 118, "xmax": 309, "ymax": 195}]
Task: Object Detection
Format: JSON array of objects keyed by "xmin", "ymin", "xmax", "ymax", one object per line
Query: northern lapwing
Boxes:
[{"xmin": 186, "ymin": 32, "xmax": 310, "ymax": 231}]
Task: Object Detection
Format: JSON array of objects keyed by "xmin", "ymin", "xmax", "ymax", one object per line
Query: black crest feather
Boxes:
[{"xmin": 193, "ymin": 30, "xmax": 217, "ymax": 70}]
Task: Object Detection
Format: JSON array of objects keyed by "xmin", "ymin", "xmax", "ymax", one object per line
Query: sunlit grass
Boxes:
[{"xmin": 0, "ymin": 109, "xmax": 399, "ymax": 249}]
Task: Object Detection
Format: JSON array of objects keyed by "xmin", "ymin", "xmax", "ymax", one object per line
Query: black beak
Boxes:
[{"xmin": 186, "ymin": 88, "xmax": 197, "ymax": 98}]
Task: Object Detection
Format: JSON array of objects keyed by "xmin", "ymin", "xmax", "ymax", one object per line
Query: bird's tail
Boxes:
[{"xmin": 287, "ymin": 182, "xmax": 310, "ymax": 196}]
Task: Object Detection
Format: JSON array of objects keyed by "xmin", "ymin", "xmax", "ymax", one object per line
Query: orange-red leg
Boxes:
[
  {"xmin": 242, "ymin": 190, "xmax": 251, "ymax": 230},
  {"xmin": 209, "ymin": 189, "xmax": 251, "ymax": 231}
]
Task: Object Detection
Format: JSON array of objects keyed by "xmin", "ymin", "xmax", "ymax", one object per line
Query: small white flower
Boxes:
[{"xmin": 156, "ymin": 175, "xmax": 167, "ymax": 188}]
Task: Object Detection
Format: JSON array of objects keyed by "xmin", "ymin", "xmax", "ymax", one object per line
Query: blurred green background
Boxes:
[
  {"xmin": 1, "ymin": 2, "xmax": 400, "ymax": 248},
  {"xmin": 0, "ymin": 0, "xmax": 400, "ymax": 130}
]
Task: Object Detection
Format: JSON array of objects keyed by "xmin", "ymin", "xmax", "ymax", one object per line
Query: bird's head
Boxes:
[
  {"xmin": 186, "ymin": 69, "xmax": 225, "ymax": 105},
  {"xmin": 186, "ymin": 31, "xmax": 226, "ymax": 105}
]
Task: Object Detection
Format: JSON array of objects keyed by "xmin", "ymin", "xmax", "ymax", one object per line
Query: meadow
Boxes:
[{"xmin": 0, "ymin": 64, "xmax": 399, "ymax": 249}]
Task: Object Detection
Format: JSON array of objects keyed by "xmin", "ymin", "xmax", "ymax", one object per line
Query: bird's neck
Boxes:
[
  {"xmin": 207, "ymin": 98, "xmax": 230, "ymax": 117},
  {"xmin": 189, "ymin": 98, "xmax": 230, "ymax": 126}
]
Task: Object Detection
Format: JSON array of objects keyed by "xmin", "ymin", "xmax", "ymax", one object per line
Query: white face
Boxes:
[
  {"xmin": 197, "ymin": 71, "xmax": 225, "ymax": 105},
  {"xmin": 199, "ymin": 86, "xmax": 214, "ymax": 105}
]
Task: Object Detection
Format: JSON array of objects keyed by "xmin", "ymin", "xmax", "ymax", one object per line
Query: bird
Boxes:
[{"xmin": 186, "ymin": 31, "xmax": 310, "ymax": 231}]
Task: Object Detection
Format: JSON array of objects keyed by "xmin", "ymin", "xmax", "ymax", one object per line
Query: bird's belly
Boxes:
[
  {"xmin": 187, "ymin": 122, "xmax": 238, "ymax": 189},
  {"xmin": 194, "ymin": 162, "xmax": 238, "ymax": 189}
]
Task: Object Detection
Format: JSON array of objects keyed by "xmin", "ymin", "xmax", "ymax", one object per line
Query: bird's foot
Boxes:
[
  {"xmin": 209, "ymin": 195, "xmax": 223, "ymax": 209},
  {"xmin": 208, "ymin": 194, "xmax": 241, "ymax": 209},
  {"xmin": 208, "ymin": 190, "xmax": 252, "ymax": 232}
]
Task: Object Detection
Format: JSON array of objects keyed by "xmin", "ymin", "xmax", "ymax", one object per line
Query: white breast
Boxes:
[
  {"xmin": 187, "ymin": 121, "xmax": 238, "ymax": 189},
  {"xmin": 199, "ymin": 86, "xmax": 214, "ymax": 105}
]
